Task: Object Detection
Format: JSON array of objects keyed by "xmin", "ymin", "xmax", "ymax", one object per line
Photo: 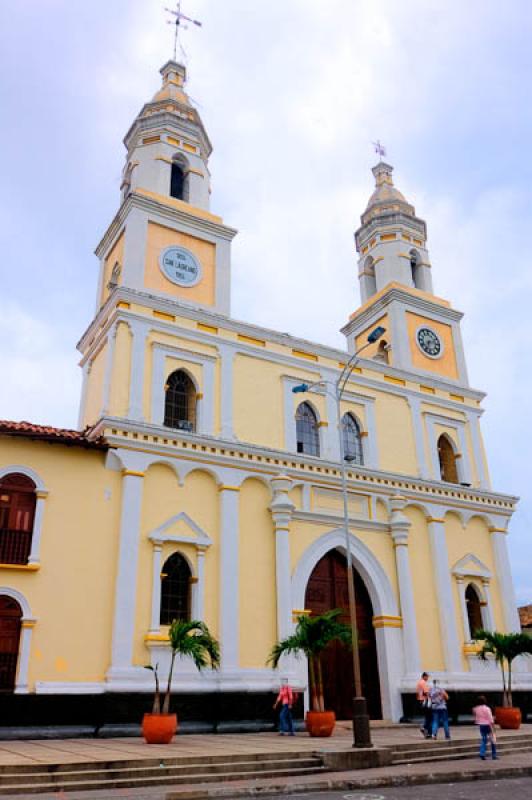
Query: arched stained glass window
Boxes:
[
  {"xmin": 160, "ymin": 552, "xmax": 191, "ymax": 625},
  {"xmin": 438, "ymin": 434, "xmax": 459, "ymax": 483},
  {"xmin": 296, "ymin": 402, "xmax": 320, "ymax": 457},
  {"xmin": 342, "ymin": 413, "xmax": 364, "ymax": 465},
  {"xmin": 164, "ymin": 370, "xmax": 196, "ymax": 431},
  {"xmin": 465, "ymin": 583, "xmax": 483, "ymax": 639}
]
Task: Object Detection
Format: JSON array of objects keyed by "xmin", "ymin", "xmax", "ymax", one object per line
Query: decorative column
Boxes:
[
  {"xmin": 108, "ymin": 469, "xmax": 145, "ymax": 677},
  {"xmin": 219, "ymin": 344, "xmax": 236, "ymax": 440},
  {"xmin": 389, "ymin": 495, "xmax": 420, "ymax": 676},
  {"xmin": 149, "ymin": 540, "xmax": 163, "ymax": 635},
  {"xmin": 467, "ymin": 411, "xmax": 489, "ymax": 489},
  {"xmin": 219, "ymin": 484, "xmax": 240, "ymax": 671},
  {"xmin": 194, "ymin": 546, "xmax": 207, "ymax": 620},
  {"xmin": 101, "ymin": 324, "xmax": 118, "ymax": 416},
  {"xmin": 455, "ymin": 576, "xmax": 470, "ymax": 642},
  {"xmin": 77, "ymin": 361, "xmax": 90, "ymax": 429},
  {"xmin": 270, "ymin": 475, "xmax": 295, "ymax": 642},
  {"xmin": 489, "ymin": 526, "xmax": 521, "ymax": 632},
  {"xmin": 127, "ymin": 322, "xmax": 147, "ymax": 421},
  {"xmin": 427, "ymin": 513, "xmax": 462, "ymax": 674},
  {"xmin": 481, "ymin": 578, "xmax": 495, "ymax": 631},
  {"xmin": 27, "ymin": 490, "xmax": 48, "ymax": 565},
  {"xmin": 406, "ymin": 396, "xmax": 430, "ymax": 479},
  {"xmin": 14, "ymin": 618, "xmax": 36, "ymax": 694},
  {"xmin": 321, "ymin": 370, "xmax": 340, "ymax": 461}
]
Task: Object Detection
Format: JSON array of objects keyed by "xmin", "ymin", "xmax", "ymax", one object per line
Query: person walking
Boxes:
[
  {"xmin": 473, "ymin": 695, "xmax": 498, "ymax": 760},
  {"xmin": 430, "ymin": 680, "xmax": 450, "ymax": 740},
  {"xmin": 416, "ymin": 671, "xmax": 432, "ymax": 738},
  {"xmin": 273, "ymin": 677, "xmax": 295, "ymax": 736}
]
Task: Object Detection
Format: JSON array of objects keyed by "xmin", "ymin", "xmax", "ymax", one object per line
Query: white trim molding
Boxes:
[
  {"xmin": 0, "ymin": 466, "xmax": 48, "ymax": 566},
  {"xmin": 425, "ymin": 412, "xmax": 472, "ymax": 486}
]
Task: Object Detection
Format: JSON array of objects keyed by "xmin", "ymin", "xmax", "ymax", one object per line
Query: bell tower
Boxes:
[
  {"xmin": 93, "ymin": 60, "xmax": 237, "ymax": 317},
  {"xmin": 342, "ymin": 162, "xmax": 469, "ymax": 386}
]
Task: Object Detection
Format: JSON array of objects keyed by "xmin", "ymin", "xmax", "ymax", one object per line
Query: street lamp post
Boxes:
[{"xmin": 293, "ymin": 325, "xmax": 385, "ymax": 748}]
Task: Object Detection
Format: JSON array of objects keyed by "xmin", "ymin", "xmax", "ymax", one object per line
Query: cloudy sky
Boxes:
[{"xmin": 1, "ymin": 1, "xmax": 531, "ymax": 604}]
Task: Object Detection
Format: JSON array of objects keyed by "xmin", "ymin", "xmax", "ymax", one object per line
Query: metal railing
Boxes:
[{"xmin": 0, "ymin": 529, "xmax": 31, "ymax": 564}]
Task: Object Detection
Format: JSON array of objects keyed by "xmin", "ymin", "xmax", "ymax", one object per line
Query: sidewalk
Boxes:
[{"xmin": 0, "ymin": 724, "xmax": 530, "ymax": 799}]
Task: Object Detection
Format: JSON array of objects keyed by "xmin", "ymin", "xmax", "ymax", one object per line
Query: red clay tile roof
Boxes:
[
  {"xmin": 519, "ymin": 605, "xmax": 532, "ymax": 628},
  {"xmin": 0, "ymin": 420, "xmax": 107, "ymax": 449}
]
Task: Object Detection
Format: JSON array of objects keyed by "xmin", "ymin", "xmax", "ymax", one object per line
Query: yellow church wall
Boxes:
[
  {"xmin": 374, "ymin": 392, "xmax": 418, "ymax": 475},
  {"xmin": 406, "ymin": 312, "xmax": 458, "ymax": 380},
  {"xmin": 135, "ymin": 465, "xmax": 220, "ymax": 665},
  {"xmin": 232, "ymin": 356, "xmax": 284, "ymax": 449},
  {"xmin": 0, "ymin": 439, "xmax": 120, "ymax": 686},
  {"xmin": 145, "ymin": 221, "xmax": 216, "ymax": 307},
  {"xmin": 404, "ymin": 506, "xmax": 445, "ymax": 670},
  {"xmin": 101, "ymin": 230, "xmax": 125, "ymax": 306},
  {"xmin": 239, "ymin": 479, "xmax": 276, "ymax": 667},
  {"xmin": 83, "ymin": 342, "xmax": 107, "ymax": 427},
  {"xmin": 108, "ymin": 321, "xmax": 132, "ymax": 418},
  {"xmin": 444, "ymin": 512, "xmax": 504, "ymax": 634}
]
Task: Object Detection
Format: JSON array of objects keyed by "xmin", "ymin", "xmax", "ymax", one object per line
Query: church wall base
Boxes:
[{"xmin": 401, "ymin": 691, "xmax": 532, "ymax": 724}]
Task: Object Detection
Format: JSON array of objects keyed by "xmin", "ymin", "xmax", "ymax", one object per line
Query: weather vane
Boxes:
[
  {"xmin": 372, "ymin": 140, "xmax": 387, "ymax": 160},
  {"xmin": 165, "ymin": 2, "xmax": 202, "ymax": 62}
]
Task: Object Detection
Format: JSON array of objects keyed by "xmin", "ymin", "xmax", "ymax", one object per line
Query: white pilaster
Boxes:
[
  {"xmin": 467, "ymin": 411, "xmax": 489, "ymax": 489},
  {"xmin": 490, "ymin": 527, "xmax": 521, "ymax": 632},
  {"xmin": 389, "ymin": 495, "xmax": 420, "ymax": 676},
  {"xmin": 219, "ymin": 344, "xmax": 236, "ymax": 440},
  {"xmin": 456, "ymin": 576, "xmax": 470, "ymax": 642},
  {"xmin": 219, "ymin": 485, "xmax": 240, "ymax": 670},
  {"xmin": 149, "ymin": 542, "xmax": 163, "ymax": 634},
  {"xmin": 27, "ymin": 491, "xmax": 48, "ymax": 565},
  {"xmin": 481, "ymin": 578, "xmax": 495, "ymax": 631},
  {"xmin": 101, "ymin": 324, "xmax": 118, "ymax": 415},
  {"xmin": 270, "ymin": 475, "xmax": 295, "ymax": 642},
  {"xmin": 194, "ymin": 547, "xmax": 206, "ymax": 620},
  {"xmin": 77, "ymin": 361, "xmax": 90, "ymax": 429},
  {"xmin": 406, "ymin": 396, "xmax": 430, "ymax": 478},
  {"xmin": 108, "ymin": 469, "xmax": 145, "ymax": 676},
  {"xmin": 128, "ymin": 322, "xmax": 148, "ymax": 421},
  {"xmin": 363, "ymin": 398, "xmax": 379, "ymax": 469},
  {"xmin": 427, "ymin": 513, "xmax": 462, "ymax": 673},
  {"xmin": 14, "ymin": 619, "xmax": 36, "ymax": 694}
]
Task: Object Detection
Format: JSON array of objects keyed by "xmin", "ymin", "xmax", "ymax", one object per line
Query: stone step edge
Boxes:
[
  {"xmin": 390, "ymin": 734, "xmax": 532, "ymax": 752},
  {"xmin": 391, "ymin": 741, "xmax": 532, "ymax": 757},
  {"xmin": 0, "ymin": 765, "xmax": 327, "ymax": 795},
  {"xmin": 0, "ymin": 757, "xmax": 324, "ymax": 785},
  {"xmin": 0, "ymin": 749, "xmax": 322, "ymax": 775},
  {"xmin": 164, "ymin": 764, "xmax": 532, "ymax": 800},
  {"xmin": 392, "ymin": 745, "xmax": 532, "ymax": 766}
]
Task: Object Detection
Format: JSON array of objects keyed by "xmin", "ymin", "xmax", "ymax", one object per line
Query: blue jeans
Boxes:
[
  {"xmin": 431, "ymin": 708, "xmax": 450, "ymax": 738},
  {"xmin": 479, "ymin": 724, "xmax": 497, "ymax": 758},
  {"xmin": 279, "ymin": 704, "xmax": 294, "ymax": 734}
]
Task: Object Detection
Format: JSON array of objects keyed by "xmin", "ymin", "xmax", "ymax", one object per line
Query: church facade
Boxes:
[{"xmin": 1, "ymin": 60, "xmax": 530, "ymax": 728}]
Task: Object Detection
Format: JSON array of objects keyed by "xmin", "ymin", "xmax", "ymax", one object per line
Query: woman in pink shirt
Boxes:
[
  {"xmin": 273, "ymin": 679, "xmax": 295, "ymax": 736},
  {"xmin": 473, "ymin": 695, "xmax": 497, "ymax": 760}
]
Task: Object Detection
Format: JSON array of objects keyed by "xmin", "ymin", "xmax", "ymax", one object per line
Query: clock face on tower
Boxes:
[{"xmin": 416, "ymin": 326, "xmax": 442, "ymax": 358}]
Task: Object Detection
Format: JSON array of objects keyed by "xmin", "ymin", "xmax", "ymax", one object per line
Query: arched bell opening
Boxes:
[{"xmin": 304, "ymin": 548, "xmax": 382, "ymax": 719}]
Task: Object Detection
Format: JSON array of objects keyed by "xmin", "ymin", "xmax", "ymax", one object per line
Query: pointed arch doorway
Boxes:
[{"xmin": 304, "ymin": 549, "xmax": 382, "ymax": 719}]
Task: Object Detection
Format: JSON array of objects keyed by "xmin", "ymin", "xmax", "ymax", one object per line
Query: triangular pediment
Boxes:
[
  {"xmin": 452, "ymin": 553, "xmax": 491, "ymax": 580},
  {"xmin": 148, "ymin": 512, "xmax": 212, "ymax": 548}
]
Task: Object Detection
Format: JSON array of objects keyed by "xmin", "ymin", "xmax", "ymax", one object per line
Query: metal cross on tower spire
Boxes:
[
  {"xmin": 165, "ymin": 2, "xmax": 202, "ymax": 62},
  {"xmin": 372, "ymin": 140, "xmax": 387, "ymax": 160}
]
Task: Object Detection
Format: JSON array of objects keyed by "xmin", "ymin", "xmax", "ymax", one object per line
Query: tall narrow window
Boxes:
[
  {"xmin": 410, "ymin": 250, "xmax": 419, "ymax": 287},
  {"xmin": 465, "ymin": 583, "xmax": 483, "ymax": 639},
  {"xmin": 160, "ymin": 553, "xmax": 191, "ymax": 625},
  {"xmin": 170, "ymin": 158, "xmax": 189, "ymax": 201},
  {"xmin": 296, "ymin": 402, "xmax": 320, "ymax": 457},
  {"xmin": 164, "ymin": 370, "xmax": 196, "ymax": 431},
  {"xmin": 438, "ymin": 434, "xmax": 459, "ymax": 483},
  {"xmin": 0, "ymin": 474, "xmax": 36, "ymax": 564},
  {"xmin": 342, "ymin": 413, "xmax": 364, "ymax": 465}
]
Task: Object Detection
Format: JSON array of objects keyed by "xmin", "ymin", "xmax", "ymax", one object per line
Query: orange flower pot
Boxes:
[
  {"xmin": 305, "ymin": 710, "xmax": 336, "ymax": 737},
  {"xmin": 142, "ymin": 713, "xmax": 178, "ymax": 743},
  {"xmin": 495, "ymin": 706, "xmax": 521, "ymax": 729}
]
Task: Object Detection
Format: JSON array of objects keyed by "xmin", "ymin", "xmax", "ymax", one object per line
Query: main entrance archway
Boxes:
[
  {"xmin": 305, "ymin": 548, "xmax": 382, "ymax": 719},
  {"xmin": 0, "ymin": 595, "xmax": 22, "ymax": 692}
]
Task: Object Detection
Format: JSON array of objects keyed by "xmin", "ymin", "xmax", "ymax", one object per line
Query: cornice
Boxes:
[
  {"xmin": 124, "ymin": 106, "xmax": 212, "ymax": 159},
  {"xmin": 292, "ymin": 510, "xmax": 389, "ymax": 532},
  {"xmin": 355, "ymin": 213, "xmax": 426, "ymax": 250},
  {"xmin": 94, "ymin": 192, "xmax": 237, "ymax": 259},
  {"xmin": 76, "ymin": 288, "xmax": 486, "ymax": 404},
  {"xmin": 94, "ymin": 416, "xmax": 517, "ymax": 515}
]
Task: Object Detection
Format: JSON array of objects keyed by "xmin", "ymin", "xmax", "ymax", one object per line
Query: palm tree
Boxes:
[
  {"xmin": 268, "ymin": 609, "xmax": 352, "ymax": 712},
  {"xmin": 146, "ymin": 619, "xmax": 220, "ymax": 714},
  {"xmin": 474, "ymin": 630, "xmax": 532, "ymax": 707}
]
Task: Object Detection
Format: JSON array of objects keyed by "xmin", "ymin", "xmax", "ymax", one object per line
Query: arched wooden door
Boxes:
[
  {"xmin": 305, "ymin": 549, "xmax": 382, "ymax": 719},
  {"xmin": 0, "ymin": 596, "xmax": 22, "ymax": 692}
]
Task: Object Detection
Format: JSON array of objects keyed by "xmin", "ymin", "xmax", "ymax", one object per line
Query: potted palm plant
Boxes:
[
  {"xmin": 143, "ymin": 619, "xmax": 220, "ymax": 744},
  {"xmin": 473, "ymin": 630, "xmax": 532, "ymax": 729},
  {"xmin": 268, "ymin": 609, "xmax": 351, "ymax": 737}
]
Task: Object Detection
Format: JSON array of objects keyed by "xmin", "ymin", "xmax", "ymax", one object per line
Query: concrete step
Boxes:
[
  {"xmin": 390, "ymin": 733, "xmax": 532, "ymax": 753},
  {"xmin": 392, "ymin": 742, "xmax": 532, "ymax": 766},
  {"xmin": 0, "ymin": 754, "xmax": 326, "ymax": 794}
]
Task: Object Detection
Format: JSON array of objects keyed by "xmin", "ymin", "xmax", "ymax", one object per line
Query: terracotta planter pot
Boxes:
[
  {"xmin": 305, "ymin": 710, "xmax": 336, "ymax": 737},
  {"xmin": 142, "ymin": 713, "xmax": 178, "ymax": 744},
  {"xmin": 495, "ymin": 706, "xmax": 521, "ymax": 730}
]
